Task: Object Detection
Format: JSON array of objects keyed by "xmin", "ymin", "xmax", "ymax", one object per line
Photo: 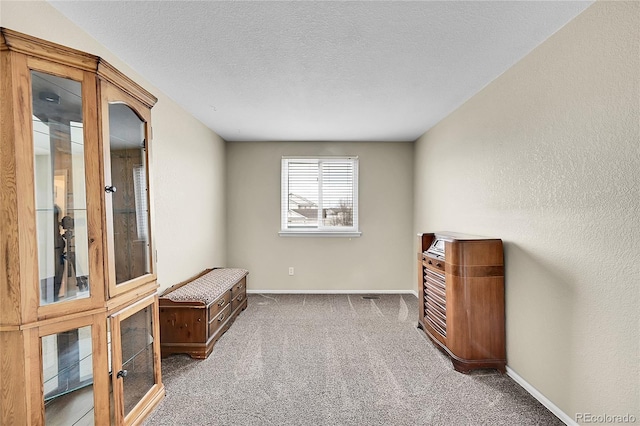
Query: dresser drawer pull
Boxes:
[
  {"xmin": 218, "ymin": 313, "xmax": 225, "ymax": 322},
  {"xmin": 218, "ymin": 298, "xmax": 226, "ymax": 307},
  {"xmin": 237, "ymin": 295, "xmax": 244, "ymax": 302}
]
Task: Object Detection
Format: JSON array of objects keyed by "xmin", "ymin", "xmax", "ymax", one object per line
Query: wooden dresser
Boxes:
[
  {"xmin": 418, "ymin": 232, "xmax": 506, "ymax": 373},
  {"xmin": 159, "ymin": 268, "xmax": 248, "ymax": 359}
]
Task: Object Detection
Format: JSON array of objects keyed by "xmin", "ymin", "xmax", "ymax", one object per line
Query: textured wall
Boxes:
[
  {"xmin": 226, "ymin": 141, "xmax": 414, "ymax": 292},
  {"xmin": 414, "ymin": 1, "xmax": 639, "ymax": 419},
  {"xmin": 0, "ymin": 1, "xmax": 227, "ymax": 290}
]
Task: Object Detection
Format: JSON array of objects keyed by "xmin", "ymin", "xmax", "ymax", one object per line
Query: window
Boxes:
[{"xmin": 281, "ymin": 157, "xmax": 360, "ymax": 236}]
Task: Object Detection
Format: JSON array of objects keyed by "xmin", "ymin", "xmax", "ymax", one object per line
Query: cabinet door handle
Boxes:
[
  {"xmin": 105, "ymin": 185, "xmax": 117, "ymax": 193},
  {"xmin": 117, "ymin": 369, "xmax": 128, "ymax": 379}
]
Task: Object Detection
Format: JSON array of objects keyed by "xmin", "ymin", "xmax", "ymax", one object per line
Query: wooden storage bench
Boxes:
[{"xmin": 158, "ymin": 268, "xmax": 248, "ymax": 359}]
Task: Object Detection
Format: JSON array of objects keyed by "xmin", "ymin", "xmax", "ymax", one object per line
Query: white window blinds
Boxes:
[
  {"xmin": 281, "ymin": 157, "xmax": 359, "ymax": 235},
  {"xmin": 132, "ymin": 165, "xmax": 148, "ymax": 240}
]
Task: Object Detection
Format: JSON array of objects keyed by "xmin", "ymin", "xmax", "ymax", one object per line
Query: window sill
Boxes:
[{"xmin": 279, "ymin": 230, "xmax": 362, "ymax": 238}]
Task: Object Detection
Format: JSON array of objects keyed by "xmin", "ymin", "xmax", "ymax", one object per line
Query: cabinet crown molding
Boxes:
[
  {"xmin": 0, "ymin": 27, "xmax": 157, "ymax": 108},
  {"xmin": 1, "ymin": 27, "xmax": 98, "ymax": 70},
  {"xmin": 97, "ymin": 59, "xmax": 157, "ymax": 108}
]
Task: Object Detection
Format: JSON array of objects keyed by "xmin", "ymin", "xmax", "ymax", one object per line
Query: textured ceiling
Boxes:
[{"xmin": 50, "ymin": 1, "xmax": 592, "ymax": 142}]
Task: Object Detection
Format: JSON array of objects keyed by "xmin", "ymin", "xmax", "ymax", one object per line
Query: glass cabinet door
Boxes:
[
  {"xmin": 107, "ymin": 103, "xmax": 150, "ymax": 285},
  {"xmin": 101, "ymin": 82, "xmax": 155, "ymax": 297},
  {"xmin": 109, "ymin": 296, "xmax": 162, "ymax": 424},
  {"xmin": 32, "ymin": 71, "xmax": 91, "ymax": 306},
  {"xmin": 42, "ymin": 325, "xmax": 95, "ymax": 425}
]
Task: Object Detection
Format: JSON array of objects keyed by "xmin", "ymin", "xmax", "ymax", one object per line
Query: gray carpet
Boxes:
[{"xmin": 144, "ymin": 294, "xmax": 562, "ymax": 426}]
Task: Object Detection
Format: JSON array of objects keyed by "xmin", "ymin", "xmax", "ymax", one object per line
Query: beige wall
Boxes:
[
  {"xmin": 1, "ymin": 1, "xmax": 227, "ymax": 291},
  {"xmin": 227, "ymin": 141, "xmax": 414, "ymax": 292},
  {"xmin": 414, "ymin": 1, "xmax": 639, "ymax": 420}
]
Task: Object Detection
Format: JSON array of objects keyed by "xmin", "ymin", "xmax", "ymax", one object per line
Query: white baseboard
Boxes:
[
  {"xmin": 247, "ymin": 289, "xmax": 418, "ymax": 296},
  {"xmin": 506, "ymin": 366, "xmax": 576, "ymax": 426}
]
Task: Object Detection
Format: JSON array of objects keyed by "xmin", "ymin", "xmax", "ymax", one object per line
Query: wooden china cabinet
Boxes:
[{"xmin": 0, "ymin": 29, "xmax": 164, "ymax": 425}]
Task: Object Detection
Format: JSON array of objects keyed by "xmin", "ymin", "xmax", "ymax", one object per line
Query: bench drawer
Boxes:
[
  {"xmin": 208, "ymin": 304, "xmax": 231, "ymax": 337},
  {"xmin": 231, "ymin": 277, "xmax": 246, "ymax": 299},
  {"xmin": 208, "ymin": 290, "xmax": 231, "ymax": 319},
  {"xmin": 232, "ymin": 291, "xmax": 246, "ymax": 312}
]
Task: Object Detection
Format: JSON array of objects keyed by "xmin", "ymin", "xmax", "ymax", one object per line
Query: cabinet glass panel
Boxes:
[
  {"xmin": 119, "ymin": 305, "xmax": 155, "ymax": 417},
  {"xmin": 32, "ymin": 71, "xmax": 90, "ymax": 305},
  {"xmin": 42, "ymin": 325, "xmax": 94, "ymax": 425},
  {"xmin": 107, "ymin": 104, "xmax": 150, "ymax": 284}
]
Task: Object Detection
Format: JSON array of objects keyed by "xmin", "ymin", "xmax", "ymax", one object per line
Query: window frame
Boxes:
[{"xmin": 280, "ymin": 156, "xmax": 361, "ymax": 237}]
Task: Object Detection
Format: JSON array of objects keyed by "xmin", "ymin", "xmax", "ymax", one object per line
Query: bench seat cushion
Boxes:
[{"xmin": 163, "ymin": 268, "xmax": 248, "ymax": 305}]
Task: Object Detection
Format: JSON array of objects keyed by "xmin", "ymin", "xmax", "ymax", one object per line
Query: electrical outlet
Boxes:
[{"xmin": 288, "ymin": 267, "xmax": 294, "ymax": 276}]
